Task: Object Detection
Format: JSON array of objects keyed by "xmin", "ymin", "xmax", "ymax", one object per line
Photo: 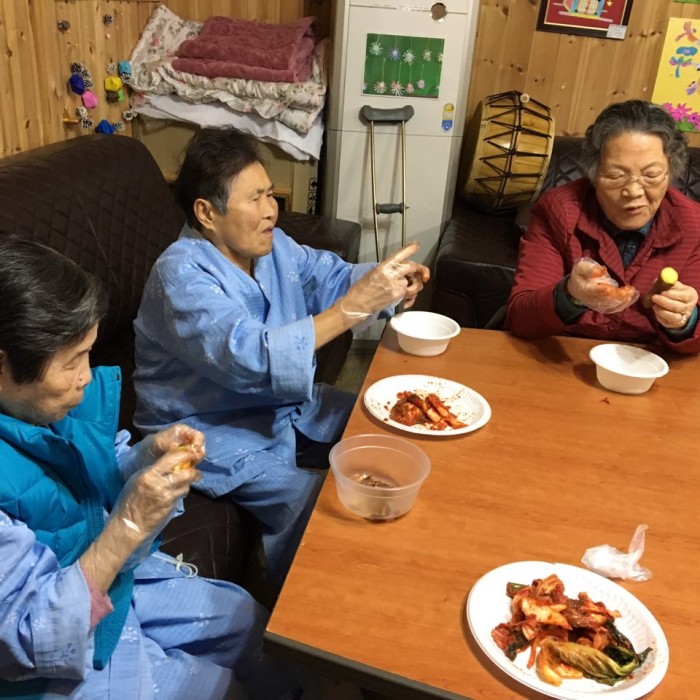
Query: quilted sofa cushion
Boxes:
[
  {"xmin": 0, "ymin": 135, "xmax": 184, "ymax": 345},
  {"xmin": 277, "ymin": 210, "xmax": 361, "ymax": 263}
]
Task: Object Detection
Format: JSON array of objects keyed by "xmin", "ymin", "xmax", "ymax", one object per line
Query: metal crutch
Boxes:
[{"xmin": 359, "ymin": 105, "xmax": 415, "ymax": 261}]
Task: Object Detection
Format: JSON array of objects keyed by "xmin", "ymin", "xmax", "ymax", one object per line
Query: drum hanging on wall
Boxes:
[{"xmin": 461, "ymin": 91, "xmax": 555, "ymax": 211}]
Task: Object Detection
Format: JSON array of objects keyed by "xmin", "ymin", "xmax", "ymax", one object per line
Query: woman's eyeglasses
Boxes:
[{"xmin": 597, "ymin": 170, "xmax": 669, "ymax": 189}]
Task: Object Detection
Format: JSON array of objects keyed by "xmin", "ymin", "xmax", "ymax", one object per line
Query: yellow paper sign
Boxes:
[{"xmin": 652, "ymin": 18, "xmax": 700, "ymax": 132}]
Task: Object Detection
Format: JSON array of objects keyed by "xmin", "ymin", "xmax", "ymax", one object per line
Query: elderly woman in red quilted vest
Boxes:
[
  {"xmin": 0, "ymin": 237, "xmax": 299, "ymax": 699},
  {"xmin": 507, "ymin": 99, "xmax": 700, "ymax": 354}
]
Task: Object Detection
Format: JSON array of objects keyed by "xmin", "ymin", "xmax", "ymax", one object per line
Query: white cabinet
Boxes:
[{"xmin": 324, "ymin": 0, "xmax": 478, "ymax": 271}]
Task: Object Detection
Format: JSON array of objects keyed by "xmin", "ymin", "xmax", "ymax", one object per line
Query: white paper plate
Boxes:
[
  {"xmin": 363, "ymin": 374, "xmax": 491, "ymax": 436},
  {"xmin": 466, "ymin": 561, "xmax": 669, "ymax": 700}
]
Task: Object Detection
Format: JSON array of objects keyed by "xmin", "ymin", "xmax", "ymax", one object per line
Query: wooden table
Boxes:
[{"xmin": 265, "ymin": 329, "xmax": 699, "ymax": 699}]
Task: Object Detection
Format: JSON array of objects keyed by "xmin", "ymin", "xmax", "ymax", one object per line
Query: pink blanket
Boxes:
[{"xmin": 173, "ymin": 16, "xmax": 316, "ymax": 83}]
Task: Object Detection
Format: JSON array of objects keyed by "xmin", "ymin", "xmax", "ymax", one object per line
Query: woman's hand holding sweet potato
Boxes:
[{"xmin": 649, "ymin": 279, "xmax": 699, "ymax": 330}]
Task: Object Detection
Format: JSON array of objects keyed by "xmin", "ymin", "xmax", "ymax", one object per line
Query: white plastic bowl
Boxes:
[
  {"xmin": 329, "ymin": 434, "xmax": 431, "ymax": 521},
  {"xmin": 589, "ymin": 344, "xmax": 669, "ymax": 395},
  {"xmin": 389, "ymin": 311, "xmax": 460, "ymax": 357}
]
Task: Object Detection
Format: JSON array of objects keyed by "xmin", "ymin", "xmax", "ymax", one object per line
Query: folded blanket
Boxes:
[
  {"xmin": 199, "ymin": 15, "xmax": 314, "ymax": 41},
  {"xmin": 171, "ymin": 56, "xmax": 313, "ymax": 83},
  {"xmin": 174, "ymin": 15, "xmax": 316, "ymax": 82},
  {"xmin": 129, "ymin": 5, "xmax": 328, "ymax": 137}
]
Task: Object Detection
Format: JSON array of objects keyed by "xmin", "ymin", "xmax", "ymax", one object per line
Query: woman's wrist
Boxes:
[
  {"xmin": 554, "ymin": 278, "xmax": 588, "ymax": 324},
  {"xmin": 80, "ymin": 518, "xmax": 143, "ymax": 594},
  {"xmin": 337, "ymin": 299, "xmax": 371, "ymax": 332},
  {"xmin": 566, "ymin": 290, "xmax": 588, "ymax": 308},
  {"xmin": 564, "ymin": 276, "xmax": 587, "ymax": 307},
  {"xmin": 313, "ymin": 301, "xmax": 359, "ymax": 349},
  {"xmin": 339, "ymin": 297, "xmax": 370, "ymax": 321}
]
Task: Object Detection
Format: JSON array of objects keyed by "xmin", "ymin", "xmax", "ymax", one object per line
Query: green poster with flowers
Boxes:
[{"xmin": 362, "ymin": 34, "xmax": 444, "ymax": 98}]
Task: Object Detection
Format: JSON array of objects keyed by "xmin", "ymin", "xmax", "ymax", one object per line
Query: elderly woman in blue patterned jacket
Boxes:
[
  {"xmin": 134, "ymin": 128, "xmax": 430, "ymax": 590},
  {"xmin": 0, "ymin": 238, "xmax": 298, "ymax": 700}
]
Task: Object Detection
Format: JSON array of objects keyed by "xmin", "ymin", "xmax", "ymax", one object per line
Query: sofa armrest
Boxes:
[
  {"xmin": 514, "ymin": 203, "xmax": 532, "ymax": 237},
  {"xmin": 432, "ymin": 207, "xmax": 520, "ymax": 328}
]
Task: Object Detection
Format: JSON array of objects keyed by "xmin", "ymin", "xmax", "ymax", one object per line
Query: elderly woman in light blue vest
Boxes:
[{"xmin": 0, "ymin": 238, "xmax": 299, "ymax": 700}]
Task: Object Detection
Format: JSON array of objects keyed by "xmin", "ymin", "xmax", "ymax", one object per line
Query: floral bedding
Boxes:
[{"xmin": 129, "ymin": 4, "xmax": 327, "ymax": 135}]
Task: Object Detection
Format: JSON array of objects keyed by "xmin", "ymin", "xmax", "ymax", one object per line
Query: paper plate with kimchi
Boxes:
[
  {"xmin": 363, "ymin": 374, "xmax": 491, "ymax": 436},
  {"xmin": 466, "ymin": 561, "xmax": 669, "ymax": 700}
]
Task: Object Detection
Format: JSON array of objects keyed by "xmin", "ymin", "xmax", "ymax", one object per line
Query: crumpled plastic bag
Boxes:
[{"xmin": 581, "ymin": 524, "xmax": 652, "ymax": 581}]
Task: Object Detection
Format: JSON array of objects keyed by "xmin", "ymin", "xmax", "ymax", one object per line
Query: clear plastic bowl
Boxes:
[
  {"xmin": 389, "ymin": 311, "xmax": 460, "ymax": 357},
  {"xmin": 589, "ymin": 343, "xmax": 669, "ymax": 395},
  {"xmin": 329, "ymin": 434, "xmax": 431, "ymax": 521}
]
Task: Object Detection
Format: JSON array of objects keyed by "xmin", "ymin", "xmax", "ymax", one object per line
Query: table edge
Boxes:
[{"xmin": 264, "ymin": 630, "xmax": 476, "ymax": 700}]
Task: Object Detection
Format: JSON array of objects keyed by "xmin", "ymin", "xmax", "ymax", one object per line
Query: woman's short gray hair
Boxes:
[
  {"xmin": 0, "ymin": 237, "xmax": 107, "ymax": 383},
  {"xmin": 580, "ymin": 100, "xmax": 688, "ymax": 181}
]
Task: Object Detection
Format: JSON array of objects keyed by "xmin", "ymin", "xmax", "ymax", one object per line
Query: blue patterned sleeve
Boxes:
[
  {"xmin": 0, "ymin": 510, "xmax": 94, "ymax": 681},
  {"xmin": 289, "ymin": 239, "xmax": 394, "ymax": 325},
  {"xmin": 288, "ymin": 240, "xmax": 399, "ymax": 333},
  {"xmin": 291, "ymin": 241, "xmax": 376, "ymax": 315},
  {"xmin": 140, "ymin": 255, "xmax": 317, "ymax": 402}
]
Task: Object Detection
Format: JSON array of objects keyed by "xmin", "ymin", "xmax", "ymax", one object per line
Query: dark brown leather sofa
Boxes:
[
  {"xmin": 432, "ymin": 137, "xmax": 700, "ymax": 328},
  {"xmin": 0, "ymin": 134, "xmax": 360, "ymax": 597}
]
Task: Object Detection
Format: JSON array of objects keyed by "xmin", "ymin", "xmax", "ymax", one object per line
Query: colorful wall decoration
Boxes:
[
  {"xmin": 652, "ymin": 18, "xmax": 700, "ymax": 133},
  {"xmin": 536, "ymin": 0, "xmax": 635, "ymax": 38},
  {"xmin": 362, "ymin": 34, "xmax": 444, "ymax": 99}
]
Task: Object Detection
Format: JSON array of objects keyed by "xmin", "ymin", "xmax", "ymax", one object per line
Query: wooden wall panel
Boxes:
[
  {"xmin": 468, "ymin": 0, "xmax": 510, "ymax": 103},
  {"xmin": 2, "ymin": 1, "xmax": 41, "ymax": 154},
  {"xmin": 165, "ymin": 0, "xmax": 306, "ymax": 22},
  {"xmin": 467, "ymin": 0, "xmax": 700, "ymax": 147},
  {"xmin": 498, "ymin": 0, "xmax": 539, "ymax": 95},
  {"xmin": 521, "ymin": 32, "xmax": 569, "ymax": 118}
]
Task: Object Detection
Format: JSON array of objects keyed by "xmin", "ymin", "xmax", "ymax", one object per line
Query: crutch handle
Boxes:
[
  {"xmin": 375, "ymin": 203, "xmax": 405, "ymax": 214},
  {"xmin": 360, "ymin": 105, "xmax": 415, "ymax": 124}
]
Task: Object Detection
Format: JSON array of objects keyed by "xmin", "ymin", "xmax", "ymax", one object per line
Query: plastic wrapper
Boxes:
[
  {"xmin": 581, "ymin": 524, "xmax": 652, "ymax": 581},
  {"xmin": 568, "ymin": 257, "xmax": 639, "ymax": 314}
]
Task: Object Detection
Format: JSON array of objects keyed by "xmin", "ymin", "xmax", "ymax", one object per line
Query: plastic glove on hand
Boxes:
[
  {"xmin": 567, "ymin": 257, "xmax": 639, "ymax": 314},
  {"xmin": 342, "ymin": 242, "xmax": 424, "ymax": 317},
  {"xmin": 398, "ymin": 249, "xmax": 431, "ymax": 309},
  {"xmin": 150, "ymin": 424, "xmax": 205, "ymax": 471},
  {"xmin": 111, "ymin": 450, "xmax": 201, "ymax": 542}
]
